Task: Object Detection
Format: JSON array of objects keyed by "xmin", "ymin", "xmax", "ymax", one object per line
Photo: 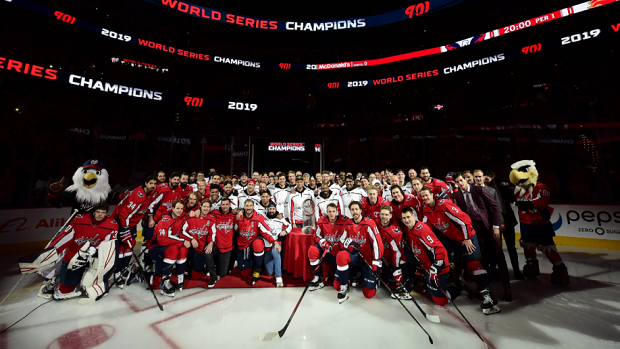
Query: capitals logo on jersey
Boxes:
[
  {"xmin": 75, "ymin": 234, "xmax": 102, "ymax": 246},
  {"xmin": 348, "ymin": 231, "xmax": 367, "ymax": 245},
  {"xmin": 432, "ymin": 217, "xmax": 450, "ymax": 233},
  {"xmin": 216, "ymin": 219, "xmax": 234, "ymax": 233}
]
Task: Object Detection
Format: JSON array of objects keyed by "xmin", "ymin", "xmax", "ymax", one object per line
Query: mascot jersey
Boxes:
[
  {"xmin": 510, "ymin": 160, "xmax": 554, "ymax": 226},
  {"xmin": 47, "ymin": 159, "xmax": 119, "ymax": 214}
]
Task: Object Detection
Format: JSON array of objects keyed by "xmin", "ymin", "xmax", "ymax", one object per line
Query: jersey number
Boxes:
[{"xmin": 426, "ymin": 235, "xmax": 434, "ymax": 244}]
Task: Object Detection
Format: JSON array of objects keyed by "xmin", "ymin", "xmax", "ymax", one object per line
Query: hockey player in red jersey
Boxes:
[
  {"xmin": 420, "ymin": 167, "xmax": 451, "ymax": 200},
  {"xmin": 184, "ymin": 192, "xmax": 201, "ymax": 216},
  {"xmin": 147, "ymin": 200, "xmax": 188, "ymax": 297},
  {"xmin": 205, "ymin": 198, "xmax": 236, "ymax": 286},
  {"xmin": 111, "ymin": 176, "xmax": 157, "ymax": 287},
  {"xmin": 334, "ymin": 201, "xmax": 383, "ymax": 303},
  {"xmin": 315, "ymin": 181, "xmax": 344, "ymax": 221},
  {"xmin": 376, "ymin": 205, "xmax": 411, "ymax": 300},
  {"xmin": 400, "ymin": 207, "xmax": 461, "ymax": 306},
  {"xmin": 421, "ymin": 187, "xmax": 500, "ymax": 315},
  {"xmin": 54, "ymin": 202, "xmax": 118, "ymax": 300},
  {"xmin": 509, "ymin": 160, "xmax": 569, "ymax": 284},
  {"xmin": 181, "ymin": 200, "xmax": 215, "ymax": 283},
  {"xmin": 390, "ymin": 185, "xmax": 423, "ymax": 231},
  {"xmin": 235, "ymin": 199, "xmax": 280, "ymax": 285},
  {"xmin": 147, "ymin": 172, "xmax": 183, "ymax": 229},
  {"xmin": 307, "ymin": 203, "xmax": 348, "ymax": 291},
  {"xmin": 361, "ymin": 185, "xmax": 389, "ymax": 226}
]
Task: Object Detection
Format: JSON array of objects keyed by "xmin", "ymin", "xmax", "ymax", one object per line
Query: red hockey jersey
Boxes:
[
  {"xmin": 377, "ymin": 221, "xmax": 403, "ymax": 267},
  {"xmin": 423, "ymin": 177, "xmax": 451, "ymax": 199},
  {"xmin": 149, "ymin": 214, "xmax": 185, "ymax": 249},
  {"xmin": 390, "ymin": 193, "xmax": 423, "ymax": 229},
  {"xmin": 361, "ymin": 196, "xmax": 389, "ymax": 226},
  {"xmin": 423, "ymin": 199, "xmax": 475, "ymax": 243},
  {"xmin": 112, "ymin": 186, "xmax": 154, "ymax": 229},
  {"xmin": 148, "ymin": 183, "xmax": 185, "ymax": 222},
  {"xmin": 314, "ymin": 216, "xmax": 349, "ymax": 256},
  {"xmin": 515, "ymin": 183, "xmax": 554, "ymax": 225},
  {"xmin": 234, "ymin": 211, "xmax": 276, "ymax": 250},
  {"xmin": 181, "ymin": 214, "xmax": 215, "ymax": 252},
  {"xmin": 211, "ymin": 210, "xmax": 236, "ymax": 253},
  {"xmin": 404, "ymin": 221, "xmax": 449, "ymax": 275},
  {"xmin": 341, "ymin": 217, "xmax": 383, "ymax": 263},
  {"xmin": 59, "ymin": 214, "xmax": 118, "ymax": 263}
]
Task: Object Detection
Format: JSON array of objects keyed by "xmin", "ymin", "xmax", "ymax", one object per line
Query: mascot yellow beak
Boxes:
[
  {"xmin": 83, "ymin": 172, "xmax": 98, "ymax": 188},
  {"xmin": 509, "ymin": 168, "xmax": 537, "ymax": 187}
]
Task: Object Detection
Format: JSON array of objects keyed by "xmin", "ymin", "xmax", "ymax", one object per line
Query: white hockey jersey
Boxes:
[{"xmin": 264, "ymin": 216, "xmax": 292, "ymax": 248}]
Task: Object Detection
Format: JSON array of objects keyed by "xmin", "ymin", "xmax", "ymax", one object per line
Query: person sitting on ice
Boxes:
[
  {"xmin": 234, "ymin": 199, "xmax": 280, "ymax": 285},
  {"xmin": 334, "ymin": 201, "xmax": 383, "ymax": 304},
  {"xmin": 263, "ymin": 202, "xmax": 291, "ymax": 287},
  {"xmin": 53, "ymin": 202, "xmax": 118, "ymax": 300}
]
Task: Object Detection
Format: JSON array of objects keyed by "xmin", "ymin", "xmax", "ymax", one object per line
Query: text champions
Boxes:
[
  {"xmin": 268, "ymin": 142, "xmax": 305, "ymax": 152},
  {"xmin": 69, "ymin": 75, "xmax": 163, "ymax": 100}
]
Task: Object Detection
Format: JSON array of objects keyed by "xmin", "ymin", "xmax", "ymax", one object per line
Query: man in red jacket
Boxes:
[
  {"xmin": 376, "ymin": 205, "xmax": 410, "ymax": 300},
  {"xmin": 235, "ymin": 199, "xmax": 280, "ymax": 285},
  {"xmin": 334, "ymin": 202, "xmax": 383, "ymax": 303},
  {"xmin": 205, "ymin": 198, "xmax": 237, "ymax": 287},
  {"xmin": 421, "ymin": 187, "xmax": 500, "ymax": 315}
]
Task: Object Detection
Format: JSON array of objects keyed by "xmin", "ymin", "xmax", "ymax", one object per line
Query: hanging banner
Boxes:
[{"xmin": 142, "ymin": 0, "xmax": 465, "ymax": 32}]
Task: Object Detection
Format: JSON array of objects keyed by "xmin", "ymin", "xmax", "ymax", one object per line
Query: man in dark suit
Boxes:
[{"xmin": 453, "ymin": 172, "xmax": 512, "ymax": 301}]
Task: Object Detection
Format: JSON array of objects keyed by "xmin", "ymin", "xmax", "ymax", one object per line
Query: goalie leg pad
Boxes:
[
  {"xmin": 18, "ymin": 247, "xmax": 59, "ymax": 274},
  {"xmin": 81, "ymin": 241, "xmax": 116, "ymax": 299}
]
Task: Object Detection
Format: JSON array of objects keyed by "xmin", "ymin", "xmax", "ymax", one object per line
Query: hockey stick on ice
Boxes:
[
  {"xmin": 359, "ymin": 252, "xmax": 433, "ymax": 344},
  {"xmin": 381, "ymin": 256, "xmax": 440, "ymax": 323},
  {"xmin": 258, "ymin": 247, "xmax": 330, "ymax": 341},
  {"xmin": 127, "ymin": 240, "xmax": 163, "ymax": 311},
  {"xmin": 0, "ymin": 275, "xmax": 25, "ymax": 308},
  {"xmin": 439, "ymin": 287, "xmax": 489, "ymax": 349}
]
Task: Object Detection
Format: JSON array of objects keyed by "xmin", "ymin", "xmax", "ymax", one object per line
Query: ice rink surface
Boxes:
[{"xmin": 1, "ymin": 245, "xmax": 620, "ymax": 349}]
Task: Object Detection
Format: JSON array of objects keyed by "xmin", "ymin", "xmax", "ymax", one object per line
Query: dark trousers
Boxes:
[
  {"xmin": 502, "ymin": 219, "xmax": 521, "ymax": 273},
  {"xmin": 205, "ymin": 245, "xmax": 232, "ymax": 278},
  {"xmin": 472, "ymin": 219, "xmax": 510, "ymax": 291}
]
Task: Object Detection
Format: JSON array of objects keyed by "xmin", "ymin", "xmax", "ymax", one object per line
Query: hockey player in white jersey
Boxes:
[
  {"xmin": 341, "ymin": 174, "xmax": 365, "ymax": 218},
  {"xmin": 286, "ymin": 175, "xmax": 315, "ymax": 227},
  {"xmin": 315, "ymin": 181, "xmax": 344, "ymax": 221},
  {"xmin": 238, "ymin": 178, "xmax": 260, "ymax": 207},
  {"xmin": 264, "ymin": 202, "xmax": 292, "ymax": 287}
]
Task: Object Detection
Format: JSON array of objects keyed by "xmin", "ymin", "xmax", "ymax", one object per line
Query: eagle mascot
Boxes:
[
  {"xmin": 29, "ymin": 159, "xmax": 121, "ymax": 298},
  {"xmin": 509, "ymin": 160, "xmax": 569, "ymax": 285},
  {"xmin": 46, "ymin": 159, "xmax": 119, "ymax": 213}
]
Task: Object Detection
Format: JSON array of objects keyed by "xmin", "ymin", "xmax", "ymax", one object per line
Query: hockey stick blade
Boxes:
[
  {"xmin": 78, "ymin": 297, "xmax": 96, "ymax": 305},
  {"xmin": 258, "ymin": 332, "xmax": 280, "ymax": 341},
  {"xmin": 425, "ymin": 312, "xmax": 441, "ymax": 323}
]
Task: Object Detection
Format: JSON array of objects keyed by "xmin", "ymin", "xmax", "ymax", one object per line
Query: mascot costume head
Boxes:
[
  {"xmin": 65, "ymin": 159, "xmax": 111, "ymax": 205},
  {"xmin": 509, "ymin": 160, "xmax": 538, "ymax": 196}
]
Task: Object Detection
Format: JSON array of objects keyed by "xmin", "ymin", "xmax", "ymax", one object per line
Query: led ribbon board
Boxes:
[
  {"xmin": 268, "ymin": 142, "xmax": 306, "ymax": 151},
  {"xmin": 0, "ymin": 56, "xmax": 260, "ymax": 111},
  {"xmin": 6, "ymin": 0, "xmax": 617, "ymax": 70},
  {"xmin": 142, "ymin": 0, "xmax": 465, "ymax": 31},
  {"xmin": 317, "ymin": 23, "xmax": 617, "ymax": 89}
]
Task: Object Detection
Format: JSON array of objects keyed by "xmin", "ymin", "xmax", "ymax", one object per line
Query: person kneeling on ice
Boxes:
[
  {"xmin": 54, "ymin": 202, "xmax": 118, "ymax": 300},
  {"xmin": 307, "ymin": 203, "xmax": 348, "ymax": 291},
  {"xmin": 334, "ymin": 201, "xmax": 383, "ymax": 303},
  {"xmin": 181, "ymin": 200, "xmax": 215, "ymax": 284},
  {"xmin": 421, "ymin": 187, "xmax": 500, "ymax": 315},
  {"xmin": 376, "ymin": 205, "xmax": 411, "ymax": 300},
  {"xmin": 401, "ymin": 207, "xmax": 461, "ymax": 306},
  {"xmin": 264, "ymin": 202, "xmax": 292, "ymax": 287},
  {"xmin": 147, "ymin": 200, "xmax": 188, "ymax": 297},
  {"xmin": 235, "ymin": 199, "xmax": 280, "ymax": 285}
]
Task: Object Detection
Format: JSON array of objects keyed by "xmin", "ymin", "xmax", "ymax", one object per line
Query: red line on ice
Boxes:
[{"xmin": 149, "ymin": 295, "xmax": 233, "ymax": 349}]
